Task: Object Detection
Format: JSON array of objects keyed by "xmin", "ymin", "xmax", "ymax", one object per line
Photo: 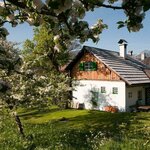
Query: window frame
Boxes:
[
  {"xmin": 90, "ymin": 90, "xmax": 99, "ymax": 107},
  {"xmin": 112, "ymin": 87, "xmax": 118, "ymax": 94},
  {"xmin": 84, "ymin": 61, "xmax": 93, "ymax": 71},
  {"xmin": 91, "ymin": 91, "xmax": 99, "ymax": 101},
  {"xmin": 128, "ymin": 92, "xmax": 132, "ymax": 98},
  {"xmin": 137, "ymin": 90, "xmax": 142, "ymax": 100},
  {"xmin": 101, "ymin": 86, "xmax": 106, "ymax": 93},
  {"xmin": 79, "ymin": 61, "xmax": 97, "ymax": 71}
]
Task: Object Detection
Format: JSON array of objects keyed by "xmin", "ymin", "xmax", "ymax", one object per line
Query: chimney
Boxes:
[
  {"xmin": 141, "ymin": 52, "xmax": 146, "ymax": 61},
  {"xmin": 118, "ymin": 39, "xmax": 128, "ymax": 59},
  {"xmin": 128, "ymin": 50, "xmax": 133, "ymax": 56}
]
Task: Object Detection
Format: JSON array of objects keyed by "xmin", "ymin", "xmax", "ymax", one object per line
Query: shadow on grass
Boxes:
[
  {"xmin": 23, "ymin": 109, "xmax": 137, "ymax": 149},
  {"xmin": 2, "ymin": 109, "xmax": 150, "ymax": 150},
  {"xmin": 63, "ymin": 110, "xmax": 135, "ymax": 134},
  {"xmin": 18, "ymin": 107, "xmax": 60, "ymax": 119}
]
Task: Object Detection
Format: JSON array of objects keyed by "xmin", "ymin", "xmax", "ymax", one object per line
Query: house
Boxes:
[
  {"xmin": 135, "ymin": 50, "xmax": 150, "ymax": 66},
  {"xmin": 66, "ymin": 40, "xmax": 150, "ymax": 112}
]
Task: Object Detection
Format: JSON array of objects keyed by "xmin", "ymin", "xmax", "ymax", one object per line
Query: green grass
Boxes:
[
  {"xmin": 19, "ymin": 108, "xmax": 89, "ymax": 124},
  {"xmin": 1, "ymin": 108, "xmax": 150, "ymax": 150}
]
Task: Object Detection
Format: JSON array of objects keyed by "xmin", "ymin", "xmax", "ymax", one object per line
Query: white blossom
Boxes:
[
  {"xmin": 26, "ymin": 17, "xmax": 35, "ymax": 25},
  {"xmin": 0, "ymin": 2, "xmax": 4, "ymax": 7},
  {"xmin": 93, "ymin": 34, "xmax": 99, "ymax": 39},
  {"xmin": 73, "ymin": 0, "xmax": 83, "ymax": 7},
  {"xmin": 45, "ymin": 86, "xmax": 51, "ymax": 92},
  {"xmin": 12, "ymin": 94, "xmax": 22, "ymax": 100},
  {"xmin": 54, "ymin": 44, "xmax": 60, "ymax": 52},
  {"xmin": 53, "ymin": 35, "xmax": 60, "ymax": 42},
  {"xmin": 39, "ymin": 76, "xmax": 46, "ymax": 79}
]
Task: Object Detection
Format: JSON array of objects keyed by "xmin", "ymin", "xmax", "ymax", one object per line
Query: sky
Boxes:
[
  {"xmin": 4, "ymin": 5, "xmax": 150, "ymax": 55},
  {"xmin": 84, "ymin": 8, "xmax": 150, "ymax": 54}
]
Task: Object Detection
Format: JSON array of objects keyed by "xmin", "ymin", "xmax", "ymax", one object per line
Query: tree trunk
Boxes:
[{"xmin": 12, "ymin": 111, "xmax": 25, "ymax": 138}]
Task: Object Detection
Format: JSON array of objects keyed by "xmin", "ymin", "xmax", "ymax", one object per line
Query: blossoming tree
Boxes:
[
  {"xmin": 0, "ymin": 38, "xmax": 25, "ymax": 136},
  {"xmin": 21, "ymin": 24, "xmax": 72, "ymax": 109},
  {"xmin": 0, "ymin": 25, "xmax": 72, "ymax": 136},
  {"xmin": 0, "ymin": 0, "xmax": 149, "ymax": 49}
]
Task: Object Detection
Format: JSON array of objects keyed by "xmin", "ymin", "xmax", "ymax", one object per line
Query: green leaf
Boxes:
[
  {"xmin": 143, "ymin": 0, "xmax": 150, "ymax": 12},
  {"xmin": 117, "ymin": 21, "xmax": 124, "ymax": 25},
  {"xmin": 117, "ymin": 21, "xmax": 125, "ymax": 29},
  {"xmin": 143, "ymin": 5, "xmax": 150, "ymax": 12},
  {"xmin": 118, "ymin": 24, "xmax": 125, "ymax": 29},
  {"xmin": 49, "ymin": 1, "xmax": 59, "ymax": 9}
]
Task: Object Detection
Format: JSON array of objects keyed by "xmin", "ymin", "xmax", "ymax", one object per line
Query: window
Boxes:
[
  {"xmin": 101, "ymin": 86, "xmax": 106, "ymax": 93},
  {"xmin": 79, "ymin": 61, "xmax": 97, "ymax": 71},
  {"xmin": 138, "ymin": 90, "xmax": 142, "ymax": 100},
  {"xmin": 91, "ymin": 91, "xmax": 99, "ymax": 107},
  {"xmin": 112, "ymin": 87, "xmax": 118, "ymax": 94},
  {"xmin": 91, "ymin": 91, "xmax": 99, "ymax": 101},
  {"xmin": 128, "ymin": 92, "xmax": 132, "ymax": 98}
]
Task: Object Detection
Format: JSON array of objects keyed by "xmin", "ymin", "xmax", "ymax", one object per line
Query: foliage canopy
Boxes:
[{"xmin": 0, "ymin": 0, "xmax": 150, "ymax": 50}]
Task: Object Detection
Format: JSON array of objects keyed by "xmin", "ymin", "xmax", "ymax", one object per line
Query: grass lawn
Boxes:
[{"xmin": 0, "ymin": 107, "xmax": 150, "ymax": 150}]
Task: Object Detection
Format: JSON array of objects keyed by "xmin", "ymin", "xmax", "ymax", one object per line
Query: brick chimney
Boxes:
[{"xmin": 118, "ymin": 39, "xmax": 128, "ymax": 59}]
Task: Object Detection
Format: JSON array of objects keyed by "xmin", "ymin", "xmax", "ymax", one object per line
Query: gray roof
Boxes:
[{"xmin": 67, "ymin": 46, "xmax": 150, "ymax": 85}]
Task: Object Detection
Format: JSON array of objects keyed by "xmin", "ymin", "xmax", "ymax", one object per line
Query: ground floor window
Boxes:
[
  {"xmin": 101, "ymin": 86, "xmax": 106, "ymax": 93},
  {"xmin": 137, "ymin": 90, "xmax": 142, "ymax": 100},
  {"xmin": 91, "ymin": 91, "xmax": 99, "ymax": 107},
  {"xmin": 112, "ymin": 87, "xmax": 118, "ymax": 94},
  {"xmin": 128, "ymin": 92, "xmax": 132, "ymax": 98}
]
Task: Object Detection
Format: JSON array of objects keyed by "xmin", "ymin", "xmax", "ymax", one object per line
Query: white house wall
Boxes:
[
  {"xmin": 126, "ymin": 86, "xmax": 145, "ymax": 111},
  {"xmin": 72, "ymin": 80, "xmax": 126, "ymax": 111}
]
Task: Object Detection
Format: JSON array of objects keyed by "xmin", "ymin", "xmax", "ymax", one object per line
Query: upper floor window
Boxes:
[{"xmin": 79, "ymin": 61, "xmax": 97, "ymax": 71}]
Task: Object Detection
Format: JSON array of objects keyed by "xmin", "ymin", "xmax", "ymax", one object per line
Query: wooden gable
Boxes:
[{"xmin": 71, "ymin": 52, "xmax": 121, "ymax": 81}]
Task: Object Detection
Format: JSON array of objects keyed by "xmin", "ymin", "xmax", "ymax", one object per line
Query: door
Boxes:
[{"xmin": 145, "ymin": 88, "xmax": 150, "ymax": 105}]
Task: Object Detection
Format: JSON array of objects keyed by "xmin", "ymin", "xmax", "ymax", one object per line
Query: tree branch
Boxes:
[
  {"xmin": 58, "ymin": 13, "xmax": 74, "ymax": 35},
  {"xmin": 6, "ymin": 0, "xmax": 57, "ymax": 17},
  {"xmin": 100, "ymin": 4, "xmax": 123, "ymax": 10},
  {"xmin": 79, "ymin": 0, "xmax": 123, "ymax": 10},
  {"xmin": 6, "ymin": 0, "xmax": 26, "ymax": 9}
]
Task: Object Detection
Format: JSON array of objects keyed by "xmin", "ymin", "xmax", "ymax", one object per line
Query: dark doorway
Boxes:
[{"xmin": 145, "ymin": 87, "xmax": 150, "ymax": 105}]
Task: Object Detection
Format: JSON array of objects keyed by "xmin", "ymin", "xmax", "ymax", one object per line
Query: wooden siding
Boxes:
[{"xmin": 71, "ymin": 52, "xmax": 120, "ymax": 80}]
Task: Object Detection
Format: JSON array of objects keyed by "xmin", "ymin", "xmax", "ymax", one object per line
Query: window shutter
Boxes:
[
  {"xmin": 92, "ymin": 62, "xmax": 97, "ymax": 71},
  {"xmin": 79, "ymin": 62, "xmax": 84, "ymax": 71}
]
